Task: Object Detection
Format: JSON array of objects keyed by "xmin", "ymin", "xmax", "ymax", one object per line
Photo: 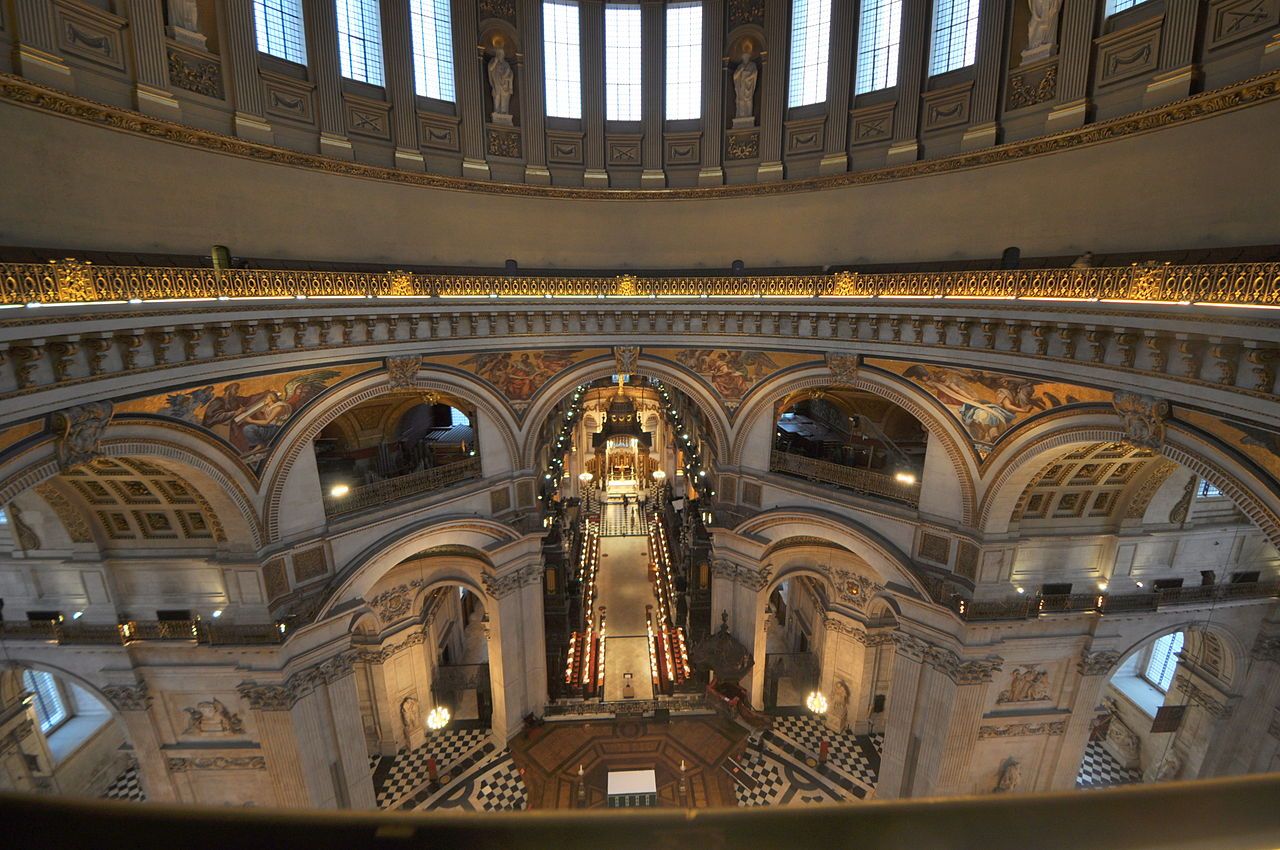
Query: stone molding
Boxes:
[
  {"xmin": 1175, "ymin": 677, "xmax": 1234, "ymax": 718},
  {"xmin": 167, "ymin": 755, "xmax": 266, "ymax": 771},
  {"xmin": 481, "ymin": 563, "xmax": 542, "ymax": 598},
  {"xmin": 978, "ymin": 721, "xmax": 1067, "ymax": 738},
  {"xmin": 711, "ymin": 558, "xmax": 771, "ymax": 591}
]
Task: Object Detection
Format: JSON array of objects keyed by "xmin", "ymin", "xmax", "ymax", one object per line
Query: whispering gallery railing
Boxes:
[
  {"xmin": 322, "ymin": 458, "xmax": 483, "ymax": 517},
  {"xmin": 0, "ymin": 618, "xmax": 285, "ymax": 645},
  {"xmin": 2, "ymin": 260, "xmax": 1278, "ymax": 306},
  {"xmin": 770, "ymin": 451, "xmax": 920, "ymax": 507}
]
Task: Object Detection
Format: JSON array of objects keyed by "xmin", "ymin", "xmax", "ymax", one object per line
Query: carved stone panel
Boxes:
[
  {"xmin": 487, "ymin": 126, "xmax": 523, "ymax": 159},
  {"xmin": 52, "ymin": 402, "xmax": 113, "ymax": 471},
  {"xmin": 54, "ymin": 0, "xmax": 126, "ymax": 71},
  {"xmin": 547, "ymin": 130, "xmax": 584, "ymax": 164},
  {"xmin": 849, "ymin": 102, "xmax": 895, "ymax": 146},
  {"xmin": 918, "ymin": 531, "xmax": 951, "ymax": 565},
  {"xmin": 291, "ymin": 546, "xmax": 327, "ymax": 583},
  {"xmin": 922, "ymin": 82, "xmax": 974, "ymax": 131},
  {"xmin": 784, "ymin": 117, "xmax": 826, "ymax": 156},
  {"xmin": 263, "ymin": 71, "xmax": 315, "ymax": 123},
  {"xmin": 168, "ymin": 44, "xmax": 224, "ymax": 100},
  {"xmin": 955, "ymin": 541, "xmax": 979, "ymax": 581},
  {"xmin": 1208, "ymin": 0, "xmax": 1278, "ymax": 47},
  {"xmin": 742, "ymin": 481, "xmax": 762, "ymax": 507},
  {"xmin": 181, "ymin": 698, "xmax": 245, "ymax": 735},
  {"xmin": 490, "ymin": 486, "xmax": 511, "ymax": 514},
  {"xmin": 263, "ymin": 557, "xmax": 289, "ymax": 602},
  {"xmin": 1007, "ymin": 59, "xmax": 1058, "ymax": 110},
  {"xmin": 996, "ymin": 665, "xmax": 1051, "ymax": 703},
  {"xmin": 665, "ymin": 132, "xmax": 701, "ymax": 165},
  {"xmin": 726, "ymin": 129, "xmax": 760, "ymax": 161},
  {"xmin": 478, "ymin": 0, "xmax": 516, "ymax": 24},
  {"xmin": 419, "ymin": 112, "xmax": 462, "ymax": 151},
  {"xmin": 344, "ymin": 95, "xmax": 392, "ymax": 140},
  {"xmin": 1096, "ymin": 17, "xmax": 1163, "ymax": 86},
  {"xmin": 607, "ymin": 135, "xmax": 642, "ymax": 166}
]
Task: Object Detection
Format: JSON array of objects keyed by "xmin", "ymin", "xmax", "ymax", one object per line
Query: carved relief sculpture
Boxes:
[
  {"xmin": 614, "ymin": 345, "xmax": 640, "ymax": 377},
  {"xmin": 732, "ymin": 47, "xmax": 759, "ymax": 128},
  {"xmin": 1113, "ymin": 391, "xmax": 1169, "ymax": 452},
  {"xmin": 997, "ymin": 665, "xmax": 1050, "ymax": 703},
  {"xmin": 52, "ymin": 402, "xmax": 113, "ymax": 471},
  {"xmin": 400, "ymin": 695, "xmax": 421, "ymax": 739},
  {"xmin": 7, "ymin": 504, "xmax": 41, "ymax": 551},
  {"xmin": 182, "ymin": 698, "xmax": 246, "ymax": 735},
  {"xmin": 385, "ymin": 355, "xmax": 423, "ymax": 389},
  {"xmin": 1022, "ymin": 0, "xmax": 1063, "ymax": 64},
  {"xmin": 994, "ymin": 757, "xmax": 1022, "ymax": 792},
  {"xmin": 488, "ymin": 43, "xmax": 514, "ymax": 124}
]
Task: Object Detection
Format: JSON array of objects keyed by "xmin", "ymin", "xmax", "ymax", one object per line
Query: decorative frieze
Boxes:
[
  {"xmin": 419, "ymin": 112, "xmax": 461, "ymax": 151},
  {"xmin": 263, "ymin": 72, "xmax": 315, "ymax": 124},
  {"xmin": 1096, "ymin": 17, "xmax": 1163, "ymax": 87},
  {"xmin": 547, "ymin": 131, "xmax": 584, "ymax": 164},
  {"xmin": 102, "ymin": 681, "xmax": 152, "ymax": 711},
  {"xmin": 167, "ymin": 46, "xmax": 222, "ymax": 99},
  {"xmin": 487, "ymin": 127, "xmax": 522, "ymax": 158},
  {"xmin": 1008, "ymin": 61, "xmax": 1058, "ymax": 109},
  {"xmin": 996, "ymin": 665, "xmax": 1051, "ymax": 703},
  {"xmin": 922, "ymin": 82, "xmax": 973, "ymax": 131},
  {"xmin": 481, "ymin": 564, "xmax": 542, "ymax": 598},
  {"xmin": 54, "ymin": 0, "xmax": 126, "ymax": 71},
  {"xmin": 978, "ymin": 721, "xmax": 1066, "ymax": 738},
  {"xmin": 726, "ymin": 130, "xmax": 759, "ymax": 161},
  {"xmin": 1208, "ymin": 0, "xmax": 1278, "ymax": 48},
  {"xmin": 167, "ymin": 755, "xmax": 266, "ymax": 771},
  {"xmin": 606, "ymin": 135, "xmax": 642, "ymax": 166},
  {"xmin": 369, "ymin": 581, "xmax": 423, "ymax": 623},
  {"xmin": 710, "ymin": 559, "xmax": 771, "ymax": 591},
  {"xmin": 665, "ymin": 133, "xmax": 700, "ymax": 165},
  {"xmin": 850, "ymin": 102, "xmax": 894, "ymax": 146}
]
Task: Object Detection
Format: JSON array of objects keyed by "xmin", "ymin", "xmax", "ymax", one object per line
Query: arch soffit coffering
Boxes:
[
  {"xmin": 515, "ymin": 355, "xmax": 732, "ymax": 471},
  {"xmin": 978, "ymin": 417, "xmax": 1280, "ymax": 546},
  {"xmin": 728, "ymin": 364, "xmax": 979, "ymax": 526},
  {"xmin": 260, "ymin": 369, "xmax": 521, "ymax": 542},
  {"xmin": 0, "ymin": 424, "xmax": 262, "ymax": 549},
  {"xmin": 732, "ymin": 508, "xmax": 930, "ymax": 601},
  {"xmin": 318, "ymin": 516, "xmax": 523, "ymax": 620}
]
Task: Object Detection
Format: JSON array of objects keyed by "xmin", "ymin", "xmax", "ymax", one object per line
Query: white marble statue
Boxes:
[
  {"xmin": 732, "ymin": 49, "xmax": 758, "ymax": 124},
  {"xmin": 1022, "ymin": 0, "xmax": 1063, "ymax": 63},
  {"xmin": 488, "ymin": 45, "xmax": 514, "ymax": 122},
  {"xmin": 166, "ymin": 0, "xmax": 207, "ymax": 48}
]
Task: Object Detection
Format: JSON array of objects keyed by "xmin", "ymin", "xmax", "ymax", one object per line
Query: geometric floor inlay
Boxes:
[{"xmin": 1075, "ymin": 740, "xmax": 1143, "ymax": 790}]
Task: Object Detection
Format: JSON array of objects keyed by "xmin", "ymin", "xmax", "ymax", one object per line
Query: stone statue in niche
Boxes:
[
  {"xmin": 996, "ymin": 665, "xmax": 1050, "ymax": 703},
  {"xmin": 166, "ymin": 0, "xmax": 208, "ymax": 49},
  {"xmin": 732, "ymin": 46, "xmax": 758, "ymax": 128},
  {"xmin": 994, "ymin": 758, "xmax": 1022, "ymax": 792},
  {"xmin": 1021, "ymin": 0, "xmax": 1063, "ymax": 64},
  {"xmin": 400, "ymin": 696, "xmax": 421, "ymax": 739},
  {"xmin": 488, "ymin": 42, "xmax": 515, "ymax": 125},
  {"xmin": 182, "ymin": 698, "xmax": 245, "ymax": 735},
  {"xmin": 1153, "ymin": 750, "xmax": 1181, "ymax": 782}
]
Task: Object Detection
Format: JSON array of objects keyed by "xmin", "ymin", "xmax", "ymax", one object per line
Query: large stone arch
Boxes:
[
  {"xmin": 0, "ymin": 422, "xmax": 262, "ymax": 550},
  {"xmin": 978, "ymin": 415, "xmax": 1280, "ymax": 546},
  {"xmin": 259, "ymin": 368, "xmax": 521, "ymax": 542},
  {"xmin": 727, "ymin": 363, "xmax": 979, "ymax": 525},
  {"xmin": 514, "ymin": 354, "xmax": 732, "ymax": 471}
]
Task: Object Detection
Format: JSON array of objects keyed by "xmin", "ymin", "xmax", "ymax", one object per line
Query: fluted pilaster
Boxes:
[
  {"xmin": 756, "ymin": 0, "xmax": 787, "ymax": 180},
  {"xmin": 641, "ymin": 0, "xmax": 665, "ymax": 186},
  {"xmin": 889, "ymin": 0, "xmax": 931, "ymax": 162},
  {"xmin": 453, "ymin": 0, "xmax": 490, "ymax": 177},
  {"xmin": 698, "ymin": 0, "xmax": 724, "ymax": 184},
  {"xmin": 520, "ymin": 0, "xmax": 551, "ymax": 182},
  {"xmin": 963, "ymin": 0, "xmax": 1008, "ymax": 149},
  {"xmin": 124, "ymin": 0, "xmax": 181, "ymax": 119},
  {"xmin": 821, "ymin": 0, "xmax": 855, "ymax": 172},
  {"xmin": 581, "ymin": 0, "xmax": 607, "ymax": 183},
  {"xmin": 304, "ymin": 0, "xmax": 354, "ymax": 157},
  {"xmin": 382, "ymin": 0, "xmax": 426, "ymax": 169}
]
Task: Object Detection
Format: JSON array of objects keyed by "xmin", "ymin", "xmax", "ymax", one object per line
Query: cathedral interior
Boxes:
[{"xmin": 1, "ymin": 0, "xmax": 1279, "ymax": 845}]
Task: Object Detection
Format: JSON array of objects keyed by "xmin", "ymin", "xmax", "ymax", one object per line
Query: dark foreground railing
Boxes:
[{"xmin": 6, "ymin": 773, "xmax": 1280, "ymax": 849}]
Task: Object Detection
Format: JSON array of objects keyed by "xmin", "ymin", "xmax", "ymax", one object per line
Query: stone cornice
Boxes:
[{"xmin": 1, "ymin": 70, "xmax": 1278, "ymax": 201}]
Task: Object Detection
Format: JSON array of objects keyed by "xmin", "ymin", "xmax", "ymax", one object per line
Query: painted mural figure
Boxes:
[
  {"xmin": 461, "ymin": 350, "xmax": 582, "ymax": 401},
  {"xmin": 902, "ymin": 365, "xmax": 1055, "ymax": 444},
  {"xmin": 675, "ymin": 349, "xmax": 778, "ymax": 401}
]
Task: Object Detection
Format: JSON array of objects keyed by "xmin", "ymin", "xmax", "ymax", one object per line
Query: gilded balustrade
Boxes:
[
  {"xmin": 322, "ymin": 457, "xmax": 483, "ymax": 517},
  {"xmin": 2, "ymin": 261, "xmax": 1277, "ymax": 306},
  {"xmin": 770, "ymin": 450, "xmax": 921, "ymax": 507}
]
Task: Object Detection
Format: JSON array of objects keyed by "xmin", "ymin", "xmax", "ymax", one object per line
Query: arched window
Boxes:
[
  {"xmin": 1104, "ymin": 0, "xmax": 1150, "ymax": 14},
  {"xmin": 23, "ymin": 669, "xmax": 69, "ymax": 733},
  {"xmin": 544, "ymin": 0, "xmax": 583, "ymax": 118},
  {"xmin": 252, "ymin": 0, "xmax": 307, "ymax": 64},
  {"xmin": 855, "ymin": 0, "xmax": 902, "ymax": 94},
  {"xmin": 929, "ymin": 0, "xmax": 980, "ymax": 75},
  {"xmin": 665, "ymin": 2, "xmax": 702, "ymax": 120},
  {"xmin": 409, "ymin": 0, "xmax": 456, "ymax": 101},
  {"xmin": 336, "ymin": 0, "xmax": 386, "ymax": 86},
  {"xmin": 605, "ymin": 3, "xmax": 643, "ymax": 120},
  {"xmin": 1144, "ymin": 632, "xmax": 1184, "ymax": 692},
  {"xmin": 788, "ymin": 0, "xmax": 833, "ymax": 107}
]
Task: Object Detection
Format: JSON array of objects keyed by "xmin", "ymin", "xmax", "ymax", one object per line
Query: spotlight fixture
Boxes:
[
  {"xmin": 71, "ymin": 610, "xmax": 84, "ymax": 620},
  {"xmin": 1015, "ymin": 586, "xmax": 1025, "ymax": 594},
  {"xmin": 894, "ymin": 472, "xmax": 918, "ymax": 485},
  {"xmin": 211, "ymin": 609, "xmax": 223, "ymax": 618},
  {"xmin": 329, "ymin": 484, "xmax": 350, "ymax": 498}
]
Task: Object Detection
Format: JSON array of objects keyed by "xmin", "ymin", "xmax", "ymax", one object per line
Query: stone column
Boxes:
[
  {"xmin": 304, "ymin": 0, "xmax": 354, "ymax": 158},
  {"xmin": 223, "ymin": 0, "xmax": 274, "ymax": 142},
  {"xmin": 820, "ymin": 0, "xmax": 855, "ymax": 174},
  {"xmin": 452, "ymin": 0, "xmax": 490, "ymax": 178},
  {"xmin": 1145, "ymin": 0, "xmax": 1200, "ymax": 105},
  {"xmin": 904, "ymin": 663, "xmax": 957, "ymax": 797},
  {"xmin": 875, "ymin": 645, "xmax": 924, "ymax": 798},
  {"xmin": 490, "ymin": 564, "xmax": 547, "ymax": 739},
  {"xmin": 1048, "ymin": 0, "xmax": 1096, "ymax": 131},
  {"xmin": 933, "ymin": 668, "xmax": 998, "ymax": 794},
  {"xmin": 103, "ymin": 682, "xmax": 177, "ymax": 803},
  {"xmin": 325, "ymin": 668, "xmax": 377, "ymax": 809},
  {"xmin": 1206, "ymin": 636, "xmax": 1280, "ymax": 775},
  {"xmin": 289, "ymin": 687, "xmax": 341, "ymax": 807},
  {"xmin": 237, "ymin": 684, "xmax": 311, "ymax": 808},
  {"xmin": 10, "ymin": 0, "xmax": 73, "ymax": 89},
  {"xmin": 123, "ymin": 0, "xmax": 183, "ymax": 120},
  {"xmin": 962, "ymin": 0, "xmax": 1008, "ymax": 151},
  {"xmin": 755, "ymin": 0, "xmax": 787, "ymax": 181},
  {"xmin": 581, "ymin": 0, "xmax": 607, "ymax": 186},
  {"xmin": 888, "ymin": 0, "xmax": 931, "ymax": 163},
  {"xmin": 698, "ymin": 0, "xmax": 725, "ymax": 185},
  {"xmin": 521, "ymin": 0, "xmax": 551, "ymax": 183},
  {"xmin": 382, "ymin": 0, "xmax": 426, "ymax": 170},
  {"xmin": 641, "ymin": 0, "xmax": 665, "ymax": 187},
  {"xmin": 1043, "ymin": 650, "xmax": 1114, "ymax": 790}
]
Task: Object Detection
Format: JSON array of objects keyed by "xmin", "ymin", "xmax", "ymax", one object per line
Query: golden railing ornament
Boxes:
[
  {"xmin": 613, "ymin": 274, "xmax": 639, "ymax": 297},
  {"xmin": 52, "ymin": 258, "xmax": 97, "ymax": 303},
  {"xmin": 386, "ymin": 270, "xmax": 415, "ymax": 297}
]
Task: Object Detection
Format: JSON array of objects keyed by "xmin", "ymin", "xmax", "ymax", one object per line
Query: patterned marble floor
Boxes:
[
  {"xmin": 731, "ymin": 715, "xmax": 879, "ymax": 807},
  {"xmin": 1075, "ymin": 740, "xmax": 1143, "ymax": 789},
  {"xmin": 101, "ymin": 762, "xmax": 146, "ymax": 802},
  {"xmin": 372, "ymin": 728, "xmax": 527, "ymax": 811}
]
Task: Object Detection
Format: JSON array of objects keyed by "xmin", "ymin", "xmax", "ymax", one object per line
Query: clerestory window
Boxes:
[
  {"xmin": 23, "ymin": 669, "xmax": 69, "ymax": 734},
  {"xmin": 605, "ymin": 4, "xmax": 643, "ymax": 121},
  {"xmin": 929, "ymin": 0, "xmax": 980, "ymax": 76},
  {"xmin": 788, "ymin": 0, "xmax": 833, "ymax": 107},
  {"xmin": 336, "ymin": 0, "xmax": 386, "ymax": 86},
  {"xmin": 1105, "ymin": 0, "xmax": 1150, "ymax": 14},
  {"xmin": 1143, "ymin": 631, "xmax": 1184, "ymax": 692},
  {"xmin": 855, "ymin": 0, "xmax": 903, "ymax": 94},
  {"xmin": 409, "ymin": 0, "xmax": 456, "ymax": 101},
  {"xmin": 665, "ymin": 2, "xmax": 703, "ymax": 120},
  {"xmin": 252, "ymin": 0, "xmax": 307, "ymax": 64},
  {"xmin": 544, "ymin": 0, "xmax": 583, "ymax": 119}
]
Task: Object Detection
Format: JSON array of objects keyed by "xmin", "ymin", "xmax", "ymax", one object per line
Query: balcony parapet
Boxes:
[
  {"xmin": 2, "ymin": 261, "xmax": 1278, "ymax": 306},
  {"xmin": 770, "ymin": 450, "xmax": 920, "ymax": 507},
  {"xmin": 0, "ymin": 619, "xmax": 285, "ymax": 645},
  {"xmin": 322, "ymin": 458, "xmax": 483, "ymax": 518},
  {"xmin": 935, "ymin": 580, "xmax": 1280, "ymax": 621}
]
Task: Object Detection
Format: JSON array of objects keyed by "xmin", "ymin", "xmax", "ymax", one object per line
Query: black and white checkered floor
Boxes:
[
  {"xmin": 730, "ymin": 716, "xmax": 880, "ymax": 807},
  {"xmin": 372, "ymin": 728, "xmax": 527, "ymax": 811},
  {"xmin": 1076, "ymin": 740, "xmax": 1143, "ymax": 789},
  {"xmin": 101, "ymin": 763, "xmax": 146, "ymax": 802}
]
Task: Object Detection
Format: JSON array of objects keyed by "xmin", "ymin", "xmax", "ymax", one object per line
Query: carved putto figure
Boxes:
[
  {"xmin": 732, "ymin": 47, "xmax": 758, "ymax": 123},
  {"xmin": 182, "ymin": 698, "xmax": 245, "ymax": 735},
  {"xmin": 488, "ymin": 44, "xmax": 514, "ymax": 120}
]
